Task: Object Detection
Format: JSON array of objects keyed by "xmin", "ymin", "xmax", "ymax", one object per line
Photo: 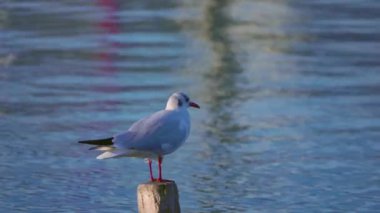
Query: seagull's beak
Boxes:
[{"xmin": 189, "ymin": 101, "xmax": 200, "ymax": 109}]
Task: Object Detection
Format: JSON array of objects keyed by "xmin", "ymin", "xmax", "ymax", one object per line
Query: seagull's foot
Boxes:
[
  {"xmin": 149, "ymin": 178, "xmax": 161, "ymax": 182},
  {"xmin": 149, "ymin": 178, "xmax": 169, "ymax": 183}
]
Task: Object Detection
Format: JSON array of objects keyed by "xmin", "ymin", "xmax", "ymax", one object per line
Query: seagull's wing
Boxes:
[{"xmin": 112, "ymin": 110, "xmax": 187, "ymax": 153}]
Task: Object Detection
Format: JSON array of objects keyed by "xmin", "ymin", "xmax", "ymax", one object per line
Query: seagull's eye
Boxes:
[
  {"xmin": 184, "ymin": 95, "xmax": 189, "ymax": 102},
  {"xmin": 177, "ymin": 99, "xmax": 183, "ymax": 107}
]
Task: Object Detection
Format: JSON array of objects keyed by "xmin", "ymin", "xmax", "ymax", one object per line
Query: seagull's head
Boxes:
[{"xmin": 165, "ymin": 92, "xmax": 200, "ymax": 110}]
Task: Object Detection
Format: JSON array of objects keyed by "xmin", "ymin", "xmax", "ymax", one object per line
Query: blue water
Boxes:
[{"xmin": 1, "ymin": 0, "xmax": 380, "ymax": 212}]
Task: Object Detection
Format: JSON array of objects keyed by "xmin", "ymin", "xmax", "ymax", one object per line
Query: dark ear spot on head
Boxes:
[
  {"xmin": 179, "ymin": 92, "xmax": 189, "ymax": 102},
  {"xmin": 177, "ymin": 99, "xmax": 183, "ymax": 107}
]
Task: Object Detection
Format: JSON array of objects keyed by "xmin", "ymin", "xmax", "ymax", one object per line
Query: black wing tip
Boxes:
[{"xmin": 77, "ymin": 137, "xmax": 114, "ymax": 145}]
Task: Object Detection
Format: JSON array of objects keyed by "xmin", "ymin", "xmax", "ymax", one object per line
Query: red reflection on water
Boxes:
[
  {"xmin": 97, "ymin": 0, "xmax": 121, "ymax": 74},
  {"xmin": 93, "ymin": 0, "xmax": 125, "ymax": 112}
]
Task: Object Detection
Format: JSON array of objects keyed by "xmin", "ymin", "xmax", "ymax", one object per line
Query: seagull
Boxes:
[{"xmin": 78, "ymin": 92, "xmax": 200, "ymax": 182}]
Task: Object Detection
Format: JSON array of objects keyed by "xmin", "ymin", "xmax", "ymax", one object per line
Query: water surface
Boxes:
[{"xmin": 1, "ymin": 0, "xmax": 379, "ymax": 212}]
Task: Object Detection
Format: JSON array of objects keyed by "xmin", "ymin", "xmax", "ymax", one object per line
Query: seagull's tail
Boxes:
[
  {"xmin": 96, "ymin": 150, "xmax": 128, "ymax": 160},
  {"xmin": 78, "ymin": 137, "xmax": 128, "ymax": 159}
]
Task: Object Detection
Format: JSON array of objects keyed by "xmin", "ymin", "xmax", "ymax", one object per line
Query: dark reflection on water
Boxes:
[
  {"xmin": 1, "ymin": 0, "xmax": 380, "ymax": 212},
  {"xmin": 192, "ymin": 1, "xmax": 250, "ymax": 211},
  {"xmin": 201, "ymin": 0, "xmax": 247, "ymax": 144}
]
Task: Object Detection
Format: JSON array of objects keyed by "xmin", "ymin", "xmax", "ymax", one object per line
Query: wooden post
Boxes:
[{"xmin": 137, "ymin": 180, "xmax": 180, "ymax": 213}]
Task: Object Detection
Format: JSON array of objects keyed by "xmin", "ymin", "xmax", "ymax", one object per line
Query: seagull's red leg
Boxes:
[
  {"xmin": 148, "ymin": 158, "xmax": 155, "ymax": 182},
  {"xmin": 158, "ymin": 156, "xmax": 163, "ymax": 182}
]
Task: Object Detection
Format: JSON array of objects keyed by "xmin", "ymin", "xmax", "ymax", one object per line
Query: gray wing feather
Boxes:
[{"xmin": 113, "ymin": 110, "xmax": 184, "ymax": 153}]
